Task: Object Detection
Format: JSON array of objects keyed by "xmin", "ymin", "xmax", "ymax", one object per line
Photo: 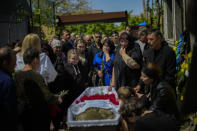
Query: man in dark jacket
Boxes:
[
  {"xmin": 135, "ymin": 30, "xmax": 176, "ymax": 93},
  {"xmin": 61, "ymin": 29, "xmax": 73, "ymax": 57},
  {"xmin": 0, "ymin": 46, "xmax": 17, "ymax": 131},
  {"xmin": 87, "ymin": 32, "xmax": 102, "ymax": 65}
]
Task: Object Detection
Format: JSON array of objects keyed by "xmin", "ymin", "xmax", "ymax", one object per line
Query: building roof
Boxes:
[{"xmin": 57, "ymin": 11, "xmax": 128, "ymax": 25}]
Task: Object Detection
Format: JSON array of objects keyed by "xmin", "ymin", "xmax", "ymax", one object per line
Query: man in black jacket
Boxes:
[
  {"xmin": 61, "ymin": 29, "xmax": 73, "ymax": 58},
  {"xmin": 87, "ymin": 32, "xmax": 102, "ymax": 65},
  {"xmin": 135, "ymin": 30, "xmax": 176, "ymax": 93}
]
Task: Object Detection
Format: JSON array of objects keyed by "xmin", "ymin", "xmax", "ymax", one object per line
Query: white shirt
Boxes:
[
  {"xmin": 135, "ymin": 40, "xmax": 146, "ymax": 54},
  {"xmin": 16, "ymin": 52, "xmax": 57, "ymax": 83}
]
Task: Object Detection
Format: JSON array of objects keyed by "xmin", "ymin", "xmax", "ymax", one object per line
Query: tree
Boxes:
[{"xmin": 55, "ymin": 0, "xmax": 90, "ymax": 15}]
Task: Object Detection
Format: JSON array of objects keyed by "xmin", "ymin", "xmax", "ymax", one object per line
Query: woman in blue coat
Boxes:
[{"xmin": 93, "ymin": 39, "xmax": 115, "ymax": 86}]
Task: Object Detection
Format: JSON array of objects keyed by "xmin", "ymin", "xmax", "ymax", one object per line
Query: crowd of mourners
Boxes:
[{"xmin": 0, "ymin": 24, "xmax": 181, "ymax": 131}]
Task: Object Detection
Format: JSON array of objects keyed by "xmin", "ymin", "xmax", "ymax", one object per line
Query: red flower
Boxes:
[
  {"xmin": 49, "ymin": 104, "xmax": 62, "ymax": 118},
  {"xmin": 77, "ymin": 93, "xmax": 119, "ymax": 105},
  {"xmin": 76, "ymin": 100, "xmax": 79, "ymax": 104}
]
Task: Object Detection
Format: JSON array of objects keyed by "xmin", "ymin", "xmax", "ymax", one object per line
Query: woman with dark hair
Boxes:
[
  {"xmin": 41, "ymin": 42, "xmax": 56, "ymax": 64},
  {"xmin": 93, "ymin": 39, "xmax": 115, "ymax": 86},
  {"xmin": 74, "ymin": 39, "xmax": 89, "ymax": 67},
  {"xmin": 75, "ymin": 39, "xmax": 90, "ymax": 85},
  {"xmin": 139, "ymin": 63, "xmax": 180, "ymax": 120},
  {"xmin": 119, "ymin": 97, "xmax": 179, "ymax": 131},
  {"xmin": 109, "ymin": 32, "xmax": 142, "ymax": 90}
]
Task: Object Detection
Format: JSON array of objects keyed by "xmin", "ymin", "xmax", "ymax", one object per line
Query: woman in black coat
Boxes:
[
  {"xmin": 139, "ymin": 63, "xmax": 180, "ymax": 120},
  {"xmin": 109, "ymin": 32, "xmax": 142, "ymax": 90}
]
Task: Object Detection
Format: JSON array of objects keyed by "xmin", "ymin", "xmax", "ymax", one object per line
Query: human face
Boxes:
[
  {"xmin": 139, "ymin": 33, "xmax": 147, "ymax": 43},
  {"xmin": 53, "ymin": 46, "xmax": 62, "ymax": 56},
  {"xmin": 71, "ymin": 34, "xmax": 76, "ymax": 41},
  {"xmin": 147, "ymin": 33, "xmax": 162, "ymax": 50},
  {"xmin": 111, "ymin": 34, "xmax": 119, "ymax": 44},
  {"xmin": 85, "ymin": 36, "xmax": 92, "ymax": 47},
  {"xmin": 126, "ymin": 26, "xmax": 131, "ymax": 34},
  {"xmin": 77, "ymin": 43, "xmax": 86, "ymax": 54},
  {"xmin": 120, "ymin": 34, "xmax": 129, "ymax": 48},
  {"xmin": 69, "ymin": 54, "xmax": 79, "ymax": 65},
  {"xmin": 7, "ymin": 53, "xmax": 16, "ymax": 73},
  {"xmin": 62, "ymin": 31, "xmax": 70, "ymax": 42},
  {"xmin": 140, "ymin": 72, "xmax": 154, "ymax": 85},
  {"xmin": 94, "ymin": 33, "xmax": 102, "ymax": 44},
  {"xmin": 102, "ymin": 42, "xmax": 110, "ymax": 53}
]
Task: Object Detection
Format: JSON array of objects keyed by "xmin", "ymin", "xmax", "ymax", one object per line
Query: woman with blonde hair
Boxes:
[{"xmin": 15, "ymin": 33, "xmax": 57, "ymax": 83}]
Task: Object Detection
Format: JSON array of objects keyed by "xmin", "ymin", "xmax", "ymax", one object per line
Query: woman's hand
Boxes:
[
  {"xmin": 50, "ymin": 121, "xmax": 55, "ymax": 131},
  {"xmin": 57, "ymin": 96, "xmax": 63, "ymax": 104},
  {"xmin": 108, "ymin": 83, "xmax": 115, "ymax": 91},
  {"xmin": 103, "ymin": 46, "xmax": 109, "ymax": 55},
  {"xmin": 141, "ymin": 110, "xmax": 153, "ymax": 116},
  {"xmin": 97, "ymin": 70, "xmax": 103, "ymax": 78},
  {"xmin": 136, "ymin": 92, "xmax": 144, "ymax": 98},
  {"xmin": 134, "ymin": 85, "xmax": 141, "ymax": 93},
  {"xmin": 119, "ymin": 47, "xmax": 126, "ymax": 56}
]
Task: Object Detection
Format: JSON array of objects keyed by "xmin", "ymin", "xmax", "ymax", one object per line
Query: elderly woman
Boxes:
[
  {"xmin": 51, "ymin": 39, "xmax": 66, "ymax": 75},
  {"xmin": 93, "ymin": 39, "xmax": 115, "ymax": 86},
  {"xmin": 109, "ymin": 32, "xmax": 142, "ymax": 90},
  {"xmin": 15, "ymin": 33, "xmax": 57, "ymax": 84}
]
